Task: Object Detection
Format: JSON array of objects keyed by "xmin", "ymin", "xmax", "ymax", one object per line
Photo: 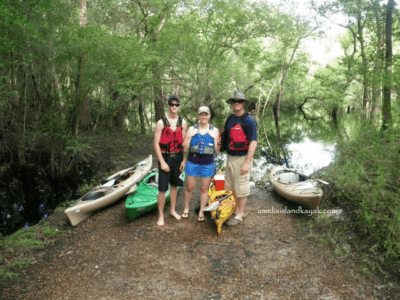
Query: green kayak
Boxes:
[{"xmin": 125, "ymin": 170, "xmax": 185, "ymax": 221}]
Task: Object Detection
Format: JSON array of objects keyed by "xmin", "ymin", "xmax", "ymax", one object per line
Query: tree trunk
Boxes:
[
  {"xmin": 78, "ymin": 0, "xmax": 90, "ymax": 131},
  {"xmin": 357, "ymin": 15, "xmax": 370, "ymax": 121},
  {"xmin": 152, "ymin": 62, "xmax": 165, "ymax": 121},
  {"xmin": 273, "ymin": 92, "xmax": 282, "ymax": 163},
  {"xmin": 51, "ymin": 62, "xmax": 66, "ymax": 122},
  {"xmin": 272, "ymin": 38, "xmax": 301, "ymax": 164},
  {"xmin": 370, "ymin": 0, "xmax": 383, "ymax": 126},
  {"xmin": 382, "ymin": 0, "xmax": 393, "ymax": 130},
  {"xmin": 331, "ymin": 106, "xmax": 338, "ymax": 128},
  {"xmin": 79, "ymin": 0, "xmax": 87, "ymax": 26},
  {"xmin": 70, "ymin": 55, "xmax": 85, "ymax": 138},
  {"xmin": 138, "ymin": 95, "xmax": 146, "ymax": 134}
]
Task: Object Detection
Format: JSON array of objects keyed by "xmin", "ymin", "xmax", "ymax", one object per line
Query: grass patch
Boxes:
[
  {"xmin": 0, "ymin": 219, "xmax": 64, "ymax": 280},
  {"xmin": 0, "ymin": 269, "xmax": 20, "ymax": 280},
  {"xmin": 38, "ymin": 222, "xmax": 61, "ymax": 237},
  {"xmin": 0, "ymin": 258, "xmax": 31, "ymax": 280},
  {"xmin": 11, "ymin": 258, "xmax": 31, "ymax": 270},
  {"xmin": 0, "ymin": 229, "xmax": 47, "ymax": 254}
]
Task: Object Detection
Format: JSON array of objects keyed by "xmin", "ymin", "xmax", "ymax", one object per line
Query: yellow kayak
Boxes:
[{"xmin": 208, "ymin": 183, "xmax": 237, "ymax": 235}]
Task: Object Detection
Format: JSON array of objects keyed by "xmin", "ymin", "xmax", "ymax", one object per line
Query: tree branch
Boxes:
[{"xmin": 298, "ymin": 97, "xmax": 324, "ymax": 121}]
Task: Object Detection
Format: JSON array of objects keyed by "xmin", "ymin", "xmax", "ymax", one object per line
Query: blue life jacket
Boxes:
[{"xmin": 189, "ymin": 124, "xmax": 215, "ymax": 155}]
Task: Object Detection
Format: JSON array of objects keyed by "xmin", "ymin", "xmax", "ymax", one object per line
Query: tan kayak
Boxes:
[
  {"xmin": 270, "ymin": 165, "xmax": 323, "ymax": 210},
  {"xmin": 65, "ymin": 155, "xmax": 152, "ymax": 226}
]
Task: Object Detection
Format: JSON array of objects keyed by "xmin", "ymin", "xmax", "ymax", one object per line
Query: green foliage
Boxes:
[
  {"xmin": 299, "ymin": 211, "xmax": 353, "ymax": 259},
  {"xmin": 54, "ymin": 200, "xmax": 77, "ymax": 213},
  {"xmin": 324, "ymin": 125, "xmax": 400, "ymax": 267},
  {"xmin": 78, "ymin": 178, "xmax": 99, "ymax": 195}
]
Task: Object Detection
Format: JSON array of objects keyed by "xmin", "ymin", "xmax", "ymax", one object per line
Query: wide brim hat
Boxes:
[{"xmin": 226, "ymin": 90, "xmax": 249, "ymax": 104}]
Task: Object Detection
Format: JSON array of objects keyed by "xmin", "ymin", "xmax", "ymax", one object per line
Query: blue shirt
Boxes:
[{"xmin": 225, "ymin": 114, "xmax": 258, "ymax": 156}]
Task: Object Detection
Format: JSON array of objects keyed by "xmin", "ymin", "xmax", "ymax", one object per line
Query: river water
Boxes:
[{"xmin": 251, "ymin": 138, "xmax": 336, "ymax": 182}]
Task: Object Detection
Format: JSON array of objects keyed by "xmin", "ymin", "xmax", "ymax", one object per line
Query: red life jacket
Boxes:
[
  {"xmin": 159, "ymin": 116, "xmax": 184, "ymax": 154},
  {"xmin": 228, "ymin": 113, "xmax": 249, "ymax": 151}
]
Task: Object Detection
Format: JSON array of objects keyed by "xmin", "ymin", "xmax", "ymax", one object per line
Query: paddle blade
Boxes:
[
  {"xmin": 101, "ymin": 179, "xmax": 116, "ymax": 187},
  {"xmin": 317, "ymin": 179, "xmax": 329, "ymax": 185},
  {"xmin": 203, "ymin": 201, "xmax": 220, "ymax": 212}
]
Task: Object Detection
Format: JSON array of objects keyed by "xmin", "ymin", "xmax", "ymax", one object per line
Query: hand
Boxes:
[
  {"xmin": 180, "ymin": 160, "xmax": 186, "ymax": 173},
  {"xmin": 161, "ymin": 161, "xmax": 170, "ymax": 173},
  {"xmin": 241, "ymin": 162, "xmax": 250, "ymax": 175}
]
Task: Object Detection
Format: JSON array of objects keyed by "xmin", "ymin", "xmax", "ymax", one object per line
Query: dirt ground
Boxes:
[{"xmin": 1, "ymin": 175, "xmax": 383, "ymax": 300}]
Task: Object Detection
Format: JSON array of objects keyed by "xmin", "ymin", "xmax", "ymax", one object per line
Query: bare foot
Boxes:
[
  {"xmin": 157, "ymin": 219, "xmax": 164, "ymax": 227},
  {"xmin": 170, "ymin": 211, "xmax": 181, "ymax": 220}
]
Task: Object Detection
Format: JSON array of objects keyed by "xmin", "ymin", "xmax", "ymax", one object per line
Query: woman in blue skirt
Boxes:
[{"xmin": 182, "ymin": 106, "xmax": 220, "ymax": 222}]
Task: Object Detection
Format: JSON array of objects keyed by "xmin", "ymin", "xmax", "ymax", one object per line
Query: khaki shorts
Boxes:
[{"xmin": 225, "ymin": 155, "xmax": 252, "ymax": 198}]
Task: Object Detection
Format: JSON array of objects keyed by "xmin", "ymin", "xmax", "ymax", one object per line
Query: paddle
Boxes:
[
  {"xmin": 282, "ymin": 167, "xmax": 329, "ymax": 185},
  {"xmin": 203, "ymin": 193, "xmax": 233, "ymax": 211}
]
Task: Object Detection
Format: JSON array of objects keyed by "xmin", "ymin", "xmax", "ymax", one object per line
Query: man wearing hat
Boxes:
[
  {"xmin": 221, "ymin": 91, "xmax": 258, "ymax": 226},
  {"xmin": 153, "ymin": 94, "xmax": 187, "ymax": 227}
]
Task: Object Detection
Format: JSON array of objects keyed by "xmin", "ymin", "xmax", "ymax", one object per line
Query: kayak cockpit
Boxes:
[
  {"xmin": 278, "ymin": 172, "xmax": 307, "ymax": 183},
  {"xmin": 146, "ymin": 173, "xmax": 159, "ymax": 187}
]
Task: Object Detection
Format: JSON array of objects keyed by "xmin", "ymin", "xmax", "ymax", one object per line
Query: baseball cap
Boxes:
[
  {"xmin": 197, "ymin": 106, "xmax": 210, "ymax": 115},
  {"xmin": 168, "ymin": 94, "xmax": 180, "ymax": 104}
]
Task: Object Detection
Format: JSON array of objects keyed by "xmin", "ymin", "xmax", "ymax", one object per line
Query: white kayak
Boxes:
[
  {"xmin": 269, "ymin": 165, "xmax": 325, "ymax": 210},
  {"xmin": 65, "ymin": 155, "xmax": 152, "ymax": 226}
]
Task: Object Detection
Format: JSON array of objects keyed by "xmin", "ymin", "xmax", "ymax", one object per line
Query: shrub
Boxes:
[{"xmin": 325, "ymin": 126, "xmax": 400, "ymax": 268}]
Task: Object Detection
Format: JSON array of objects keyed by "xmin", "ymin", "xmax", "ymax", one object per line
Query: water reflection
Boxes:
[
  {"xmin": 252, "ymin": 139, "xmax": 335, "ymax": 182},
  {"xmin": 285, "ymin": 138, "xmax": 335, "ymax": 176},
  {"xmin": 215, "ymin": 139, "xmax": 335, "ymax": 183},
  {"xmin": 252, "ymin": 155, "xmax": 272, "ymax": 182}
]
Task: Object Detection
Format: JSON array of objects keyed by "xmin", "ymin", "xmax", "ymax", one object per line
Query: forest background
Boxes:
[{"xmin": 0, "ymin": 0, "xmax": 399, "ymax": 282}]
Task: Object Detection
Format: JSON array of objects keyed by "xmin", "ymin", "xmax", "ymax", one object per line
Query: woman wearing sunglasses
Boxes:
[{"xmin": 181, "ymin": 106, "xmax": 220, "ymax": 222}]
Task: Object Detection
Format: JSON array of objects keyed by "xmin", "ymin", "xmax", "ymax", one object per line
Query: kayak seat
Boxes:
[{"xmin": 279, "ymin": 172, "xmax": 299, "ymax": 183}]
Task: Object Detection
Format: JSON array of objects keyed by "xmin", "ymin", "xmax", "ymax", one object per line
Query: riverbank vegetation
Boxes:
[{"xmin": 325, "ymin": 127, "xmax": 399, "ymax": 271}]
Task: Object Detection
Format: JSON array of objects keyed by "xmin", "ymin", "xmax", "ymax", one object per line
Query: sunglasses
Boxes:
[
  {"xmin": 231, "ymin": 100, "xmax": 245, "ymax": 104},
  {"xmin": 169, "ymin": 103, "xmax": 180, "ymax": 107}
]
